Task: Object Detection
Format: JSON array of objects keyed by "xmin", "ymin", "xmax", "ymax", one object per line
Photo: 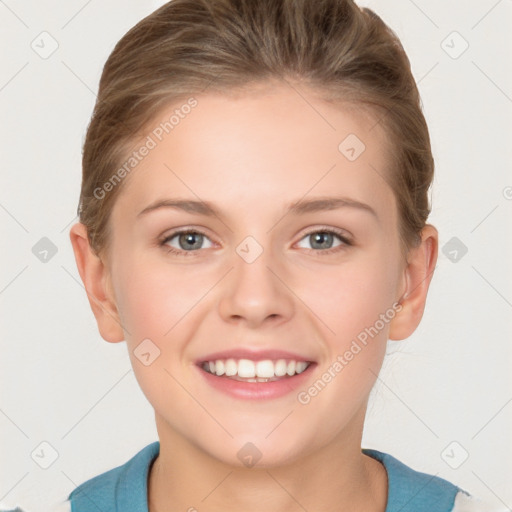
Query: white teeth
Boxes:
[
  {"xmin": 295, "ymin": 361, "xmax": 308, "ymax": 374},
  {"xmin": 225, "ymin": 358, "xmax": 237, "ymax": 377},
  {"xmin": 215, "ymin": 360, "xmax": 225, "ymax": 376},
  {"xmin": 274, "ymin": 359, "xmax": 288, "ymax": 377},
  {"xmin": 201, "ymin": 358, "xmax": 311, "ymax": 379},
  {"xmin": 256, "ymin": 360, "xmax": 275, "ymax": 378},
  {"xmin": 237, "ymin": 359, "xmax": 256, "ymax": 378}
]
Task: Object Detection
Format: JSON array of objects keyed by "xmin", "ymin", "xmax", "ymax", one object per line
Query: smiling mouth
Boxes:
[{"xmin": 199, "ymin": 358, "xmax": 312, "ymax": 383}]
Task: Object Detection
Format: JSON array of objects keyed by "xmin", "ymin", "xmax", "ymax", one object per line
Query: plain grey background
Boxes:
[{"xmin": 1, "ymin": 1, "xmax": 511, "ymax": 510}]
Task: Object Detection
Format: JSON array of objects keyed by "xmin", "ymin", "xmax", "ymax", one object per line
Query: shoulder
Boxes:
[
  {"xmin": 362, "ymin": 448, "xmax": 468, "ymax": 512},
  {"xmin": 67, "ymin": 441, "xmax": 160, "ymax": 511},
  {"xmin": 364, "ymin": 447, "xmax": 461, "ymax": 511},
  {"xmin": 363, "ymin": 448, "xmax": 506, "ymax": 512}
]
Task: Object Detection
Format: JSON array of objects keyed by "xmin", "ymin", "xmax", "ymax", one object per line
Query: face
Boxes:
[{"xmin": 92, "ymin": 83, "xmax": 411, "ymax": 467}]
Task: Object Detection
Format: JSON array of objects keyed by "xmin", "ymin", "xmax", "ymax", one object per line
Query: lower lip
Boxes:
[{"xmin": 197, "ymin": 364, "xmax": 316, "ymax": 400}]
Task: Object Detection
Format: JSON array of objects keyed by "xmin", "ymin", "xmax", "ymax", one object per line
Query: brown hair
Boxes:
[{"xmin": 77, "ymin": 0, "xmax": 433, "ymax": 260}]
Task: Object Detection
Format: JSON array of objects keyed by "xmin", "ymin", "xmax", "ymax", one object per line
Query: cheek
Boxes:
[
  {"xmin": 302, "ymin": 253, "xmax": 400, "ymax": 343},
  {"xmin": 113, "ymin": 255, "xmax": 206, "ymax": 342},
  {"xmin": 112, "ymin": 260, "xmax": 203, "ymax": 414},
  {"xmin": 291, "ymin": 257, "xmax": 399, "ymax": 422}
]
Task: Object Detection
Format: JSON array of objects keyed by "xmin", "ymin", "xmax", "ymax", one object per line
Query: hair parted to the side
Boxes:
[{"xmin": 78, "ymin": 0, "xmax": 434, "ymax": 261}]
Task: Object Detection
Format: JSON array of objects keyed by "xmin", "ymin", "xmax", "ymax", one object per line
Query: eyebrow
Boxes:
[{"xmin": 137, "ymin": 196, "xmax": 377, "ymax": 219}]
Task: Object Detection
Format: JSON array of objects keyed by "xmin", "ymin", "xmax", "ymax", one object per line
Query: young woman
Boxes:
[{"xmin": 48, "ymin": 0, "xmax": 504, "ymax": 510}]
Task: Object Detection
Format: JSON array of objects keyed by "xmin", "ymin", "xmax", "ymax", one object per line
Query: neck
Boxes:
[{"xmin": 148, "ymin": 410, "xmax": 388, "ymax": 512}]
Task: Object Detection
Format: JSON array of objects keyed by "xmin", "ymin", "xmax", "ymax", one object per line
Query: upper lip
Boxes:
[{"xmin": 196, "ymin": 348, "xmax": 315, "ymax": 364}]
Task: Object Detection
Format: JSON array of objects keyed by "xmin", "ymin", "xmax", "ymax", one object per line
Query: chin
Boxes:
[{"xmin": 203, "ymin": 434, "xmax": 308, "ymax": 469}]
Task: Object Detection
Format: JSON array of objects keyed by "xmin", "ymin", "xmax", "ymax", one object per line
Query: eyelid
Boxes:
[
  {"xmin": 160, "ymin": 226, "xmax": 213, "ymax": 242},
  {"xmin": 159, "ymin": 227, "xmax": 217, "ymax": 255},
  {"xmin": 295, "ymin": 225, "xmax": 353, "ymax": 245}
]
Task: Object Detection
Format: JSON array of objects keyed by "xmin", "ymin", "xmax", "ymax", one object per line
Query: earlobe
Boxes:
[
  {"xmin": 389, "ymin": 224, "xmax": 438, "ymax": 341},
  {"xmin": 69, "ymin": 222, "xmax": 125, "ymax": 343}
]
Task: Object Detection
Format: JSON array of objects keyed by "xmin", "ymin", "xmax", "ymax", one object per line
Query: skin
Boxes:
[{"xmin": 70, "ymin": 81, "xmax": 438, "ymax": 512}]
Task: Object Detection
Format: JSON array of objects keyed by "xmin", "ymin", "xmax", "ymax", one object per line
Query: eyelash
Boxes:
[{"xmin": 159, "ymin": 226, "xmax": 353, "ymax": 257}]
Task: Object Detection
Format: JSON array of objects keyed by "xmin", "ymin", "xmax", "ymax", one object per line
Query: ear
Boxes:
[
  {"xmin": 69, "ymin": 222, "xmax": 125, "ymax": 343},
  {"xmin": 388, "ymin": 224, "xmax": 438, "ymax": 341}
]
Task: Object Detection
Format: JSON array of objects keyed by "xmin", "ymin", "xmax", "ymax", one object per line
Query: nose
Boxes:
[{"xmin": 217, "ymin": 245, "xmax": 295, "ymax": 329}]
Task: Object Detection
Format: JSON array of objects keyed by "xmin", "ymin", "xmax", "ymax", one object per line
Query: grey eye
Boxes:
[
  {"xmin": 165, "ymin": 231, "xmax": 213, "ymax": 251},
  {"xmin": 297, "ymin": 231, "xmax": 344, "ymax": 250}
]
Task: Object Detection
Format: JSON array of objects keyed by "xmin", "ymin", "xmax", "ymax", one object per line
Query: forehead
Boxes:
[{"xmin": 111, "ymin": 83, "xmax": 395, "ymax": 224}]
